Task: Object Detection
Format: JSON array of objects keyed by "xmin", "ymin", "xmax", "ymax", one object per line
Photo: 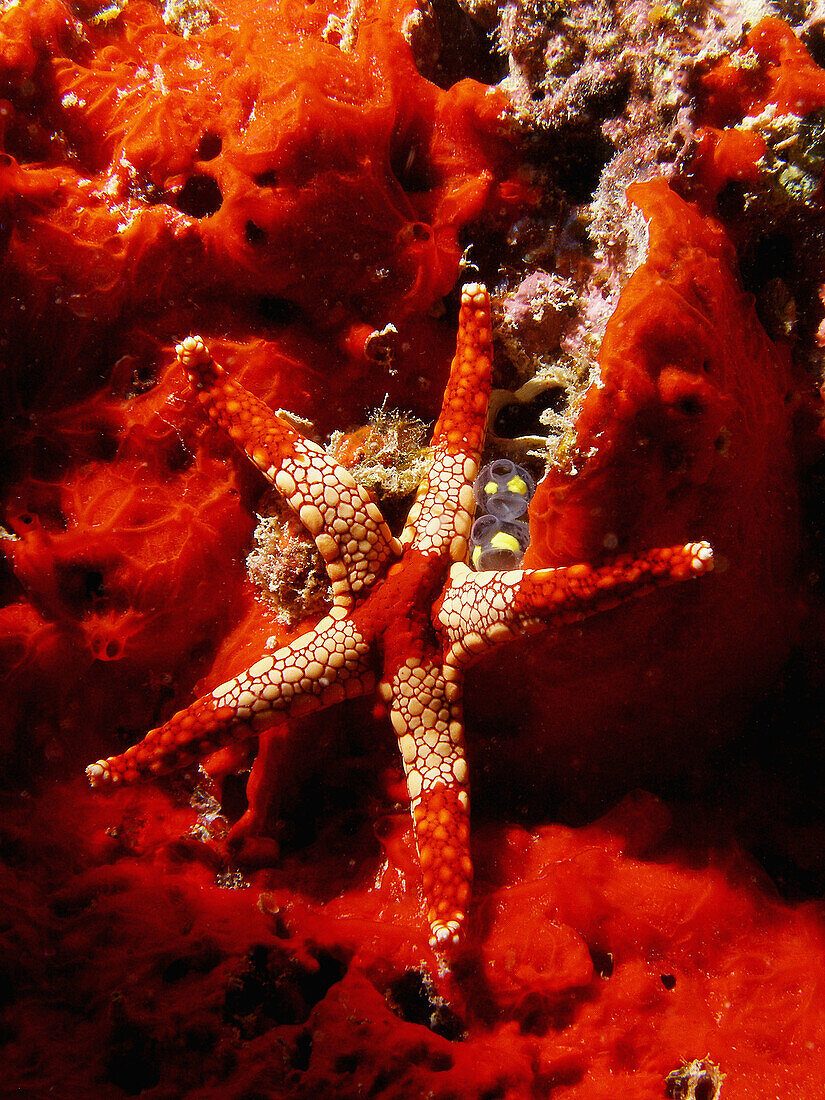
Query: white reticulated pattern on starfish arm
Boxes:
[{"xmin": 176, "ymin": 334, "xmax": 401, "ymax": 608}]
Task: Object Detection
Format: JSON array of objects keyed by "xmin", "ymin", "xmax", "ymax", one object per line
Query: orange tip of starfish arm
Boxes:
[
  {"xmin": 676, "ymin": 540, "xmax": 713, "ymax": 578},
  {"xmin": 690, "ymin": 541, "xmax": 713, "ymax": 571},
  {"xmin": 86, "ymin": 760, "xmax": 120, "ymax": 788},
  {"xmin": 174, "ymin": 334, "xmax": 211, "ymax": 370}
]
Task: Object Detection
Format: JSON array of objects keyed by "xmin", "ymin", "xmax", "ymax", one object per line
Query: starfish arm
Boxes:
[
  {"xmin": 433, "ymin": 541, "xmax": 714, "ymax": 663},
  {"xmin": 380, "ymin": 657, "xmax": 472, "ymax": 950},
  {"xmin": 176, "ymin": 336, "xmax": 400, "ymax": 607},
  {"xmin": 86, "ymin": 609, "xmax": 375, "ymax": 788},
  {"xmin": 401, "ymin": 284, "xmax": 493, "ymax": 564}
]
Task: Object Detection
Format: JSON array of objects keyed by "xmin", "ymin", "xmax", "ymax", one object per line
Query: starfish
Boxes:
[{"xmin": 86, "ymin": 284, "xmax": 714, "ymax": 949}]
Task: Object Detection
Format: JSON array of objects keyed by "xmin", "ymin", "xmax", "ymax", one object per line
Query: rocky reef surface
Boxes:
[{"xmin": 3, "ymin": 0, "xmax": 825, "ymax": 1096}]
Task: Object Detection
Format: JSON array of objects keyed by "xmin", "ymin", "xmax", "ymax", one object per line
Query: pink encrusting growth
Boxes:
[{"xmin": 87, "ymin": 285, "xmax": 713, "ymax": 949}]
